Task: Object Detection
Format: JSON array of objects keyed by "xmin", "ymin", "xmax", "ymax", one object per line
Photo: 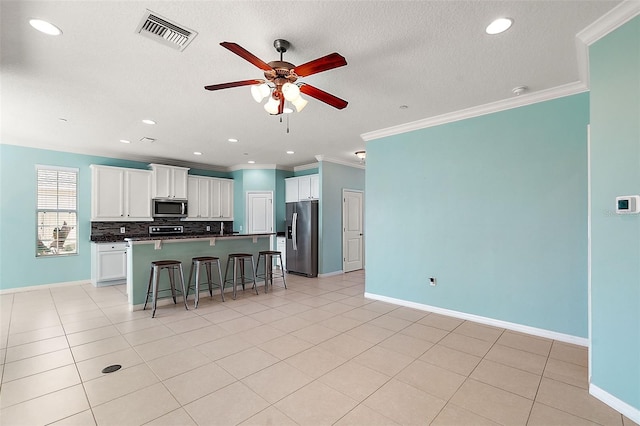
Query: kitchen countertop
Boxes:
[{"xmin": 92, "ymin": 232, "xmax": 274, "ymax": 243}]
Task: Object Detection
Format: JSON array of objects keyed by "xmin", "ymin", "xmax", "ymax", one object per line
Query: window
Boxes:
[{"xmin": 36, "ymin": 166, "xmax": 78, "ymax": 257}]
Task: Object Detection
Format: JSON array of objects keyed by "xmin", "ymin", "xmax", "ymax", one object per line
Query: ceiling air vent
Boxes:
[
  {"xmin": 136, "ymin": 10, "xmax": 197, "ymax": 51},
  {"xmin": 140, "ymin": 137, "xmax": 156, "ymax": 143}
]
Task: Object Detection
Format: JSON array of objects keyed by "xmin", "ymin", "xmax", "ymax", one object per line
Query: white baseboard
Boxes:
[
  {"xmin": 0, "ymin": 279, "xmax": 91, "ymax": 295},
  {"xmin": 318, "ymin": 270, "xmax": 344, "ymax": 278},
  {"xmin": 590, "ymin": 384, "xmax": 640, "ymax": 424},
  {"xmin": 364, "ymin": 292, "xmax": 589, "ymax": 347}
]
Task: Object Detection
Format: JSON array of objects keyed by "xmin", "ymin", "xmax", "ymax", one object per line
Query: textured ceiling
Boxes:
[{"xmin": 0, "ymin": 1, "xmax": 621, "ymax": 170}]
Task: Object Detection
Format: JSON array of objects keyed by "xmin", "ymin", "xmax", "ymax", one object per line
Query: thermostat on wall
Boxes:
[{"xmin": 615, "ymin": 195, "xmax": 640, "ymax": 214}]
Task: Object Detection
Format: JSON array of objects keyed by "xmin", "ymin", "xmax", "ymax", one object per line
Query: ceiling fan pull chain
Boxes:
[{"xmin": 287, "ymin": 113, "xmax": 290, "ymax": 134}]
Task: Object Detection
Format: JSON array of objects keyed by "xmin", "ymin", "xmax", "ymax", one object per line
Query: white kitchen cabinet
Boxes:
[
  {"xmin": 285, "ymin": 178, "xmax": 299, "ymax": 202},
  {"xmin": 211, "ymin": 178, "xmax": 234, "ymax": 220},
  {"xmin": 285, "ymin": 174, "xmax": 320, "ymax": 202},
  {"xmin": 150, "ymin": 164, "xmax": 189, "ymax": 199},
  {"xmin": 276, "ymin": 236, "xmax": 286, "ymax": 271},
  {"xmin": 186, "ymin": 176, "xmax": 211, "ymax": 219},
  {"xmin": 186, "ymin": 176, "xmax": 233, "ymax": 221},
  {"xmin": 91, "ymin": 165, "xmax": 153, "ymax": 221},
  {"xmin": 310, "ymin": 174, "xmax": 320, "ymax": 199},
  {"xmin": 91, "ymin": 242, "xmax": 127, "ymax": 286}
]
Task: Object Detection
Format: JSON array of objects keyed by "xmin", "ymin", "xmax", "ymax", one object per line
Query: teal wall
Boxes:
[
  {"xmin": 294, "ymin": 167, "xmax": 318, "ymax": 177},
  {"xmin": 189, "ymin": 168, "xmax": 231, "ymax": 179},
  {"xmin": 589, "ymin": 16, "xmax": 640, "ymax": 410},
  {"xmin": 318, "ymin": 161, "xmax": 365, "ymax": 274},
  {"xmin": 366, "ymin": 93, "xmax": 590, "ymax": 337},
  {"xmin": 0, "ymin": 145, "xmax": 150, "ymax": 290},
  {"xmin": 275, "ymin": 169, "xmax": 292, "ymax": 232}
]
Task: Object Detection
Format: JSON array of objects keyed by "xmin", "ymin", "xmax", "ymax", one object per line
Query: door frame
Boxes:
[{"xmin": 342, "ymin": 188, "xmax": 364, "ymax": 272}]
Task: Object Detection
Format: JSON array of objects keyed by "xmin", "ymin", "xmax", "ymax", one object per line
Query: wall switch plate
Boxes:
[
  {"xmin": 206, "ymin": 226, "xmax": 210, "ymax": 231},
  {"xmin": 120, "ymin": 227, "xmax": 125, "ymax": 234},
  {"xmin": 429, "ymin": 277, "xmax": 437, "ymax": 286}
]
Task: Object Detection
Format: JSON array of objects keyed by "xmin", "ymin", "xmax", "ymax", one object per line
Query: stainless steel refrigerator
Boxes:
[{"xmin": 286, "ymin": 200, "xmax": 318, "ymax": 277}]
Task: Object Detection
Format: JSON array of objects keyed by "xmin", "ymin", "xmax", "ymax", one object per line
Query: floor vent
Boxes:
[{"xmin": 136, "ymin": 10, "xmax": 197, "ymax": 51}]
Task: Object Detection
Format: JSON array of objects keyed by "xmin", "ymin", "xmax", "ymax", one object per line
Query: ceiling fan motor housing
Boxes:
[{"xmin": 266, "ymin": 60, "xmax": 298, "ymax": 99}]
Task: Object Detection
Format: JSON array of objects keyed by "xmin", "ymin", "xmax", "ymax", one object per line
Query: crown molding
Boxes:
[
  {"xmin": 361, "ymin": 81, "xmax": 588, "ymax": 141},
  {"xmin": 577, "ymin": 0, "xmax": 640, "ymax": 46},
  {"xmin": 315, "ymin": 155, "xmax": 366, "ymax": 170},
  {"xmin": 227, "ymin": 163, "xmax": 281, "ymax": 172},
  {"xmin": 575, "ymin": 0, "xmax": 640, "ymax": 88},
  {"xmin": 294, "ymin": 162, "xmax": 319, "ymax": 172}
]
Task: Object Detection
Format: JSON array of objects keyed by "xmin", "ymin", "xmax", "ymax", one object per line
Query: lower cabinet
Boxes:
[
  {"xmin": 276, "ymin": 236, "xmax": 287, "ymax": 271},
  {"xmin": 91, "ymin": 242, "xmax": 127, "ymax": 286}
]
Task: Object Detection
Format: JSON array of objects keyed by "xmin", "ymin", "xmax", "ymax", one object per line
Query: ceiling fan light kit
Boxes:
[{"xmin": 205, "ymin": 39, "xmax": 348, "ymax": 116}]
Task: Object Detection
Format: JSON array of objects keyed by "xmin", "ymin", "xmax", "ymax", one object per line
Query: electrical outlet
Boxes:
[
  {"xmin": 206, "ymin": 226, "xmax": 210, "ymax": 232},
  {"xmin": 239, "ymin": 225, "xmax": 243, "ymax": 231},
  {"xmin": 429, "ymin": 277, "xmax": 437, "ymax": 286},
  {"xmin": 120, "ymin": 227, "xmax": 125, "ymax": 234}
]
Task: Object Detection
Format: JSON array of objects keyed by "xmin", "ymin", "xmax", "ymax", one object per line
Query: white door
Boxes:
[
  {"xmin": 247, "ymin": 191, "xmax": 273, "ymax": 234},
  {"xmin": 343, "ymin": 189, "xmax": 364, "ymax": 272}
]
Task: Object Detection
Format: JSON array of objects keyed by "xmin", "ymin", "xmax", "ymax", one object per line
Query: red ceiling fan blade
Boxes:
[
  {"xmin": 204, "ymin": 79, "xmax": 264, "ymax": 91},
  {"xmin": 299, "ymin": 84, "xmax": 348, "ymax": 110},
  {"xmin": 220, "ymin": 42, "xmax": 273, "ymax": 72},
  {"xmin": 294, "ymin": 53, "xmax": 347, "ymax": 77}
]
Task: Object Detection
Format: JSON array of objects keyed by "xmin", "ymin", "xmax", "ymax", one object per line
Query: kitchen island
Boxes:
[{"xmin": 125, "ymin": 233, "xmax": 273, "ymax": 310}]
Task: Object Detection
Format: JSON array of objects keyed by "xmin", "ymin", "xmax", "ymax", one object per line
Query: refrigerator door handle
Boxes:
[{"xmin": 292, "ymin": 212, "xmax": 298, "ymax": 251}]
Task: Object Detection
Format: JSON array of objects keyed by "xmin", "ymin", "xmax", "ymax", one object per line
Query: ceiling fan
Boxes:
[{"xmin": 205, "ymin": 39, "xmax": 348, "ymax": 115}]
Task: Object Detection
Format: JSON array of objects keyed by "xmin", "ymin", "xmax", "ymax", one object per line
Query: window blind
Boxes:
[{"xmin": 36, "ymin": 166, "xmax": 78, "ymax": 257}]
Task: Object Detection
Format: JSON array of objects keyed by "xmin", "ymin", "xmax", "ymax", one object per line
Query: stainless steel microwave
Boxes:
[{"xmin": 152, "ymin": 198, "xmax": 187, "ymax": 218}]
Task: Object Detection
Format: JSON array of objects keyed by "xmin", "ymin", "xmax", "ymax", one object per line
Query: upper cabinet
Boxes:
[
  {"xmin": 187, "ymin": 176, "xmax": 211, "ymax": 219},
  {"xmin": 186, "ymin": 176, "xmax": 233, "ymax": 221},
  {"xmin": 285, "ymin": 174, "xmax": 320, "ymax": 202},
  {"xmin": 211, "ymin": 178, "xmax": 234, "ymax": 220},
  {"xmin": 150, "ymin": 164, "xmax": 189, "ymax": 199},
  {"xmin": 91, "ymin": 165, "xmax": 153, "ymax": 221}
]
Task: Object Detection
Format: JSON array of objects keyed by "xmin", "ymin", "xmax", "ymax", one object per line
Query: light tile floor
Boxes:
[{"xmin": 0, "ymin": 271, "xmax": 637, "ymax": 425}]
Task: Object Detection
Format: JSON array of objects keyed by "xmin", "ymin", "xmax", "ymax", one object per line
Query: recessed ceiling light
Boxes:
[
  {"xmin": 119, "ymin": 139, "xmax": 131, "ymax": 144},
  {"xmin": 248, "ymin": 160, "xmax": 255, "ymax": 164},
  {"xmin": 399, "ymin": 105, "xmax": 409, "ymax": 109},
  {"xmin": 228, "ymin": 138, "xmax": 238, "ymax": 143},
  {"xmin": 286, "ymin": 151, "xmax": 294, "ymax": 155},
  {"xmin": 29, "ymin": 19, "xmax": 62, "ymax": 36},
  {"xmin": 486, "ymin": 18, "xmax": 513, "ymax": 35},
  {"xmin": 142, "ymin": 119, "xmax": 156, "ymax": 125},
  {"xmin": 283, "ymin": 108, "xmax": 293, "ymax": 114},
  {"xmin": 193, "ymin": 151, "xmax": 202, "ymax": 156},
  {"xmin": 58, "ymin": 118, "xmax": 68, "ymax": 122}
]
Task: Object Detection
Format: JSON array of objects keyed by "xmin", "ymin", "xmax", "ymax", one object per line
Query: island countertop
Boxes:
[{"xmin": 125, "ymin": 232, "xmax": 275, "ymax": 244}]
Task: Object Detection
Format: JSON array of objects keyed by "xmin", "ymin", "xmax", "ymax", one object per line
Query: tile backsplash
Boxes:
[{"xmin": 91, "ymin": 219, "xmax": 233, "ymax": 241}]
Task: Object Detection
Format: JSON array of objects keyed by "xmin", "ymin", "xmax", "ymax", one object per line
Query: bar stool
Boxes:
[
  {"xmin": 255, "ymin": 250, "xmax": 287, "ymax": 293},
  {"xmin": 186, "ymin": 256, "xmax": 225, "ymax": 308},
  {"xmin": 223, "ymin": 253, "xmax": 258, "ymax": 300},
  {"xmin": 144, "ymin": 260, "xmax": 189, "ymax": 318}
]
